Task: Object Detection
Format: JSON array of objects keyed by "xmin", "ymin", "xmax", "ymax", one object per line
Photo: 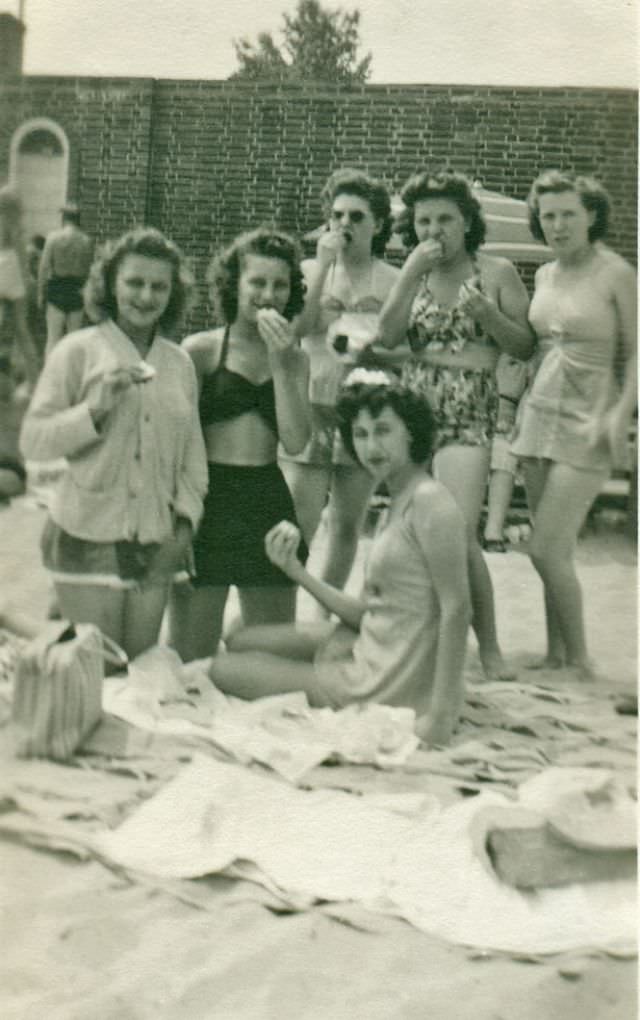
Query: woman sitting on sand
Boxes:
[
  {"xmin": 19, "ymin": 227, "xmax": 208, "ymax": 660},
  {"xmin": 511, "ymin": 170, "xmax": 637, "ymax": 678},
  {"xmin": 169, "ymin": 228, "xmax": 311, "ymax": 662},
  {"xmin": 209, "ymin": 369, "xmax": 472, "ymax": 748}
]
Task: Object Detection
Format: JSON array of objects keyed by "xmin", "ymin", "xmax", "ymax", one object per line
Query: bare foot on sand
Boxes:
[
  {"xmin": 525, "ymin": 655, "xmax": 598, "ymax": 682},
  {"xmin": 525, "ymin": 655, "xmax": 566, "ymax": 671},
  {"xmin": 479, "ymin": 651, "xmax": 517, "ymax": 683},
  {"xmin": 565, "ymin": 659, "xmax": 598, "ymax": 682}
]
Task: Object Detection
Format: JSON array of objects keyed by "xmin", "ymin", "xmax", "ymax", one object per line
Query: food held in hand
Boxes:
[{"xmin": 132, "ymin": 361, "xmax": 156, "ymax": 383}]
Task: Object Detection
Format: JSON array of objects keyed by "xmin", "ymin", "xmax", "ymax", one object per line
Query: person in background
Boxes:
[
  {"xmin": 0, "ymin": 355, "xmax": 29, "ymax": 501},
  {"xmin": 169, "ymin": 228, "xmax": 311, "ymax": 662},
  {"xmin": 209, "ymin": 369, "xmax": 471, "ymax": 749},
  {"xmin": 482, "ymin": 352, "xmax": 529, "ymax": 551},
  {"xmin": 0, "ymin": 186, "xmax": 39, "ymax": 387},
  {"xmin": 511, "ymin": 170, "xmax": 636, "ymax": 678},
  {"xmin": 26, "ymin": 234, "xmax": 46, "ymax": 358},
  {"xmin": 20, "ymin": 227, "xmax": 208, "ymax": 661},
  {"xmin": 378, "ymin": 170, "xmax": 535, "ymax": 681},
  {"xmin": 38, "ymin": 203, "xmax": 93, "ymax": 356},
  {"xmin": 280, "ymin": 169, "xmax": 399, "ymax": 594}
]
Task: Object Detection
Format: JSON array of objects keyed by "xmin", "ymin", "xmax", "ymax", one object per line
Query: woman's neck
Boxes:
[
  {"xmin": 116, "ymin": 320, "xmax": 155, "ymax": 356},
  {"xmin": 386, "ymin": 463, "xmax": 424, "ymax": 500},
  {"xmin": 340, "ymin": 246, "xmax": 374, "ymax": 272},
  {"xmin": 436, "ymin": 248, "xmax": 472, "ymax": 276},
  {"xmin": 556, "ymin": 242, "xmax": 595, "ymax": 271},
  {"xmin": 230, "ymin": 317, "xmax": 262, "ymax": 346}
]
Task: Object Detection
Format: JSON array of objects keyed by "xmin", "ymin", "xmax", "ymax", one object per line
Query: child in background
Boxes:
[{"xmin": 482, "ymin": 353, "xmax": 529, "ymax": 551}]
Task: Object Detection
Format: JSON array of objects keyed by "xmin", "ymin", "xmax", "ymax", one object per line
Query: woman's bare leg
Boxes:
[
  {"xmin": 122, "ymin": 584, "xmax": 170, "ymax": 660},
  {"xmin": 320, "ymin": 465, "xmax": 375, "ymax": 588},
  {"xmin": 209, "ymin": 650, "xmax": 324, "ymax": 703},
  {"xmin": 54, "ymin": 582, "xmax": 125, "ymax": 647},
  {"xmin": 483, "ymin": 469, "xmax": 516, "ymax": 543},
  {"xmin": 433, "ymin": 444, "xmax": 512, "ymax": 681},
  {"xmin": 522, "ymin": 459, "xmax": 566, "ymax": 667},
  {"xmin": 226, "ymin": 620, "xmax": 334, "ymax": 658},
  {"xmin": 527, "ymin": 460, "xmax": 607, "ymax": 677},
  {"xmin": 168, "ymin": 583, "xmax": 229, "ymax": 662},
  {"xmin": 238, "ymin": 586, "xmax": 297, "ymax": 628}
]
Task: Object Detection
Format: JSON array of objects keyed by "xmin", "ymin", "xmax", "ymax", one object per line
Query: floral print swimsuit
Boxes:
[{"xmin": 401, "ymin": 261, "xmax": 498, "ymax": 451}]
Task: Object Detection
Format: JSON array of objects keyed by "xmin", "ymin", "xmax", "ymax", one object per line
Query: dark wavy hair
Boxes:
[
  {"xmin": 84, "ymin": 226, "xmax": 194, "ymax": 335},
  {"xmin": 396, "ymin": 169, "xmax": 486, "ymax": 254},
  {"xmin": 320, "ymin": 168, "xmax": 393, "ymax": 257},
  {"xmin": 207, "ymin": 228, "xmax": 305, "ymax": 324},
  {"xmin": 337, "ymin": 375, "xmax": 437, "ymax": 465},
  {"xmin": 527, "ymin": 169, "xmax": 610, "ymax": 243}
]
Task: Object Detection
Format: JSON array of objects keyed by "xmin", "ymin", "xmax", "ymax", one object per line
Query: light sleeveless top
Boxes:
[
  {"xmin": 314, "ymin": 479, "xmax": 464, "ymax": 717},
  {"xmin": 511, "ymin": 257, "xmax": 618, "ymax": 469}
]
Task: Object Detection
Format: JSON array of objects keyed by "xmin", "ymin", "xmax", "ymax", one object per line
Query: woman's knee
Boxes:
[
  {"xmin": 529, "ymin": 534, "xmax": 568, "ymax": 577},
  {"xmin": 225, "ymin": 625, "xmax": 255, "ymax": 652}
]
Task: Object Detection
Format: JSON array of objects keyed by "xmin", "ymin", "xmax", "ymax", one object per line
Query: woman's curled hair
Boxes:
[
  {"xmin": 337, "ymin": 372, "xmax": 437, "ymax": 465},
  {"xmin": 84, "ymin": 226, "xmax": 194, "ymax": 336},
  {"xmin": 527, "ymin": 169, "xmax": 610, "ymax": 243},
  {"xmin": 320, "ymin": 168, "xmax": 393, "ymax": 257},
  {"xmin": 396, "ymin": 169, "xmax": 486, "ymax": 254},
  {"xmin": 207, "ymin": 227, "xmax": 305, "ymax": 324}
]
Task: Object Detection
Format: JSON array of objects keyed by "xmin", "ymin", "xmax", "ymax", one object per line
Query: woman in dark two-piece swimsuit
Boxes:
[{"xmin": 169, "ymin": 228, "xmax": 311, "ymax": 661}]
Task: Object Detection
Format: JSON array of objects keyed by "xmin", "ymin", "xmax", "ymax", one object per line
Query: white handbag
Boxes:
[{"xmin": 11, "ymin": 621, "xmax": 127, "ymax": 761}]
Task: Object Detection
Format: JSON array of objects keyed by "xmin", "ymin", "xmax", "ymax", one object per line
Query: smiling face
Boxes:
[
  {"xmin": 413, "ymin": 197, "xmax": 469, "ymax": 263},
  {"xmin": 329, "ymin": 192, "xmax": 380, "ymax": 257},
  {"xmin": 537, "ymin": 189, "xmax": 595, "ymax": 257},
  {"xmin": 114, "ymin": 254, "xmax": 173, "ymax": 342},
  {"xmin": 236, "ymin": 254, "xmax": 292, "ymax": 325},
  {"xmin": 351, "ymin": 404, "xmax": 413, "ymax": 481}
]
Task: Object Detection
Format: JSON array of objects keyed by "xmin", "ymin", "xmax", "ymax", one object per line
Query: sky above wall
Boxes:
[{"xmin": 7, "ymin": 0, "xmax": 637, "ymax": 87}]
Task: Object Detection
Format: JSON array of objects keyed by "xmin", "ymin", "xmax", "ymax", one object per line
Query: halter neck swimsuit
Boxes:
[{"xmin": 199, "ymin": 326, "xmax": 278, "ymax": 436}]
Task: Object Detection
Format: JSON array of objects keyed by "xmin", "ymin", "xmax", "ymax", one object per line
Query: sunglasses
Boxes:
[{"xmin": 330, "ymin": 209, "xmax": 366, "ymax": 224}]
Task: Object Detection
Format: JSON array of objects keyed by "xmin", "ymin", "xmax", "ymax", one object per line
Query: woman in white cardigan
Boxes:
[{"xmin": 20, "ymin": 227, "xmax": 208, "ymax": 660}]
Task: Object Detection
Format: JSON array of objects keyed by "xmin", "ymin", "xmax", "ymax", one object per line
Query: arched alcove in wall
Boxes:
[{"xmin": 9, "ymin": 119, "xmax": 69, "ymax": 240}]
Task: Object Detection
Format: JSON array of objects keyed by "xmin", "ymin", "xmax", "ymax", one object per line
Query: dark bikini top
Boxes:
[{"xmin": 199, "ymin": 326, "xmax": 278, "ymax": 435}]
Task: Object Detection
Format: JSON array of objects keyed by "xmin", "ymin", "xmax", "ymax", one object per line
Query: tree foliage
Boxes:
[{"xmin": 231, "ymin": 0, "xmax": 372, "ymax": 84}]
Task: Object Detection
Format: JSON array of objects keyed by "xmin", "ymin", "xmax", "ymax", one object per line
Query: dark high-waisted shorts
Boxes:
[
  {"xmin": 192, "ymin": 462, "xmax": 309, "ymax": 588},
  {"xmin": 46, "ymin": 276, "xmax": 85, "ymax": 313}
]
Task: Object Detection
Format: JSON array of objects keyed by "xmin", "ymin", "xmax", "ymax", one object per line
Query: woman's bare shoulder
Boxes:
[
  {"xmin": 596, "ymin": 245, "xmax": 635, "ymax": 283},
  {"xmin": 182, "ymin": 328, "xmax": 225, "ymax": 369},
  {"xmin": 412, "ymin": 477, "xmax": 462, "ymax": 520},
  {"xmin": 476, "ymin": 251, "xmax": 523, "ymax": 282},
  {"xmin": 375, "ymin": 258, "xmax": 401, "ymax": 282}
]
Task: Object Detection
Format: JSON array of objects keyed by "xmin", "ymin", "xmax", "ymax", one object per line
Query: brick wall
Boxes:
[
  {"xmin": 0, "ymin": 77, "xmax": 152, "ymax": 244},
  {"xmin": 1, "ymin": 77, "xmax": 636, "ymax": 330}
]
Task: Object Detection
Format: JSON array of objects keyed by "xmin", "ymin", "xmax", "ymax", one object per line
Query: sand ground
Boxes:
[{"xmin": 0, "ymin": 496, "xmax": 636, "ymax": 1019}]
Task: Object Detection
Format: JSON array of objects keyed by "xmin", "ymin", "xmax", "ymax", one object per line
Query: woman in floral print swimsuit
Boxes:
[{"xmin": 379, "ymin": 170, "xmax": 535, "ymax": 681}]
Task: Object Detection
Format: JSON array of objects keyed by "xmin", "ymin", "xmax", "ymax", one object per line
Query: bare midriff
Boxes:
[{"xmin": 203, "ymin": 414, "xmax": 277, "ymax": 466}]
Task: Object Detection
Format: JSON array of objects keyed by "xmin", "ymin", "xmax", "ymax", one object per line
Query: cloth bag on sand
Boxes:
[{"xmin": 11, "ymin": 620, "xmax": 127, "ymax": 761}]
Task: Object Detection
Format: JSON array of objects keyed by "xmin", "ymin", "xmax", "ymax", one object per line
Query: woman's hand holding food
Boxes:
[
  {"xmin": 316, "ymin": 228, "xmax": 347, "ymax": 268},
  {"xmin": 458, "ymin": 280, "xmax": 494, "ymax": 325},
  {"xmin": 264, "ymin": 521, "xmax": 304, "ymax": 581},
  {"xmin": 87, "ymin": 363, "xmax": 154, "ymax": 427},
  {"xmin": 403, "ymin": 238, "xmax": 444, "ymax": 280},
  {"xmin": 257, "ymin": 308, "xmax": 297, "ymax": 359}
]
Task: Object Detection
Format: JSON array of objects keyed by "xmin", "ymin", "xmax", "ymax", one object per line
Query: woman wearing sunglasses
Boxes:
[{"xmin": 280, "ymin": 168, "xmax": 399, "ymax": 597}]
